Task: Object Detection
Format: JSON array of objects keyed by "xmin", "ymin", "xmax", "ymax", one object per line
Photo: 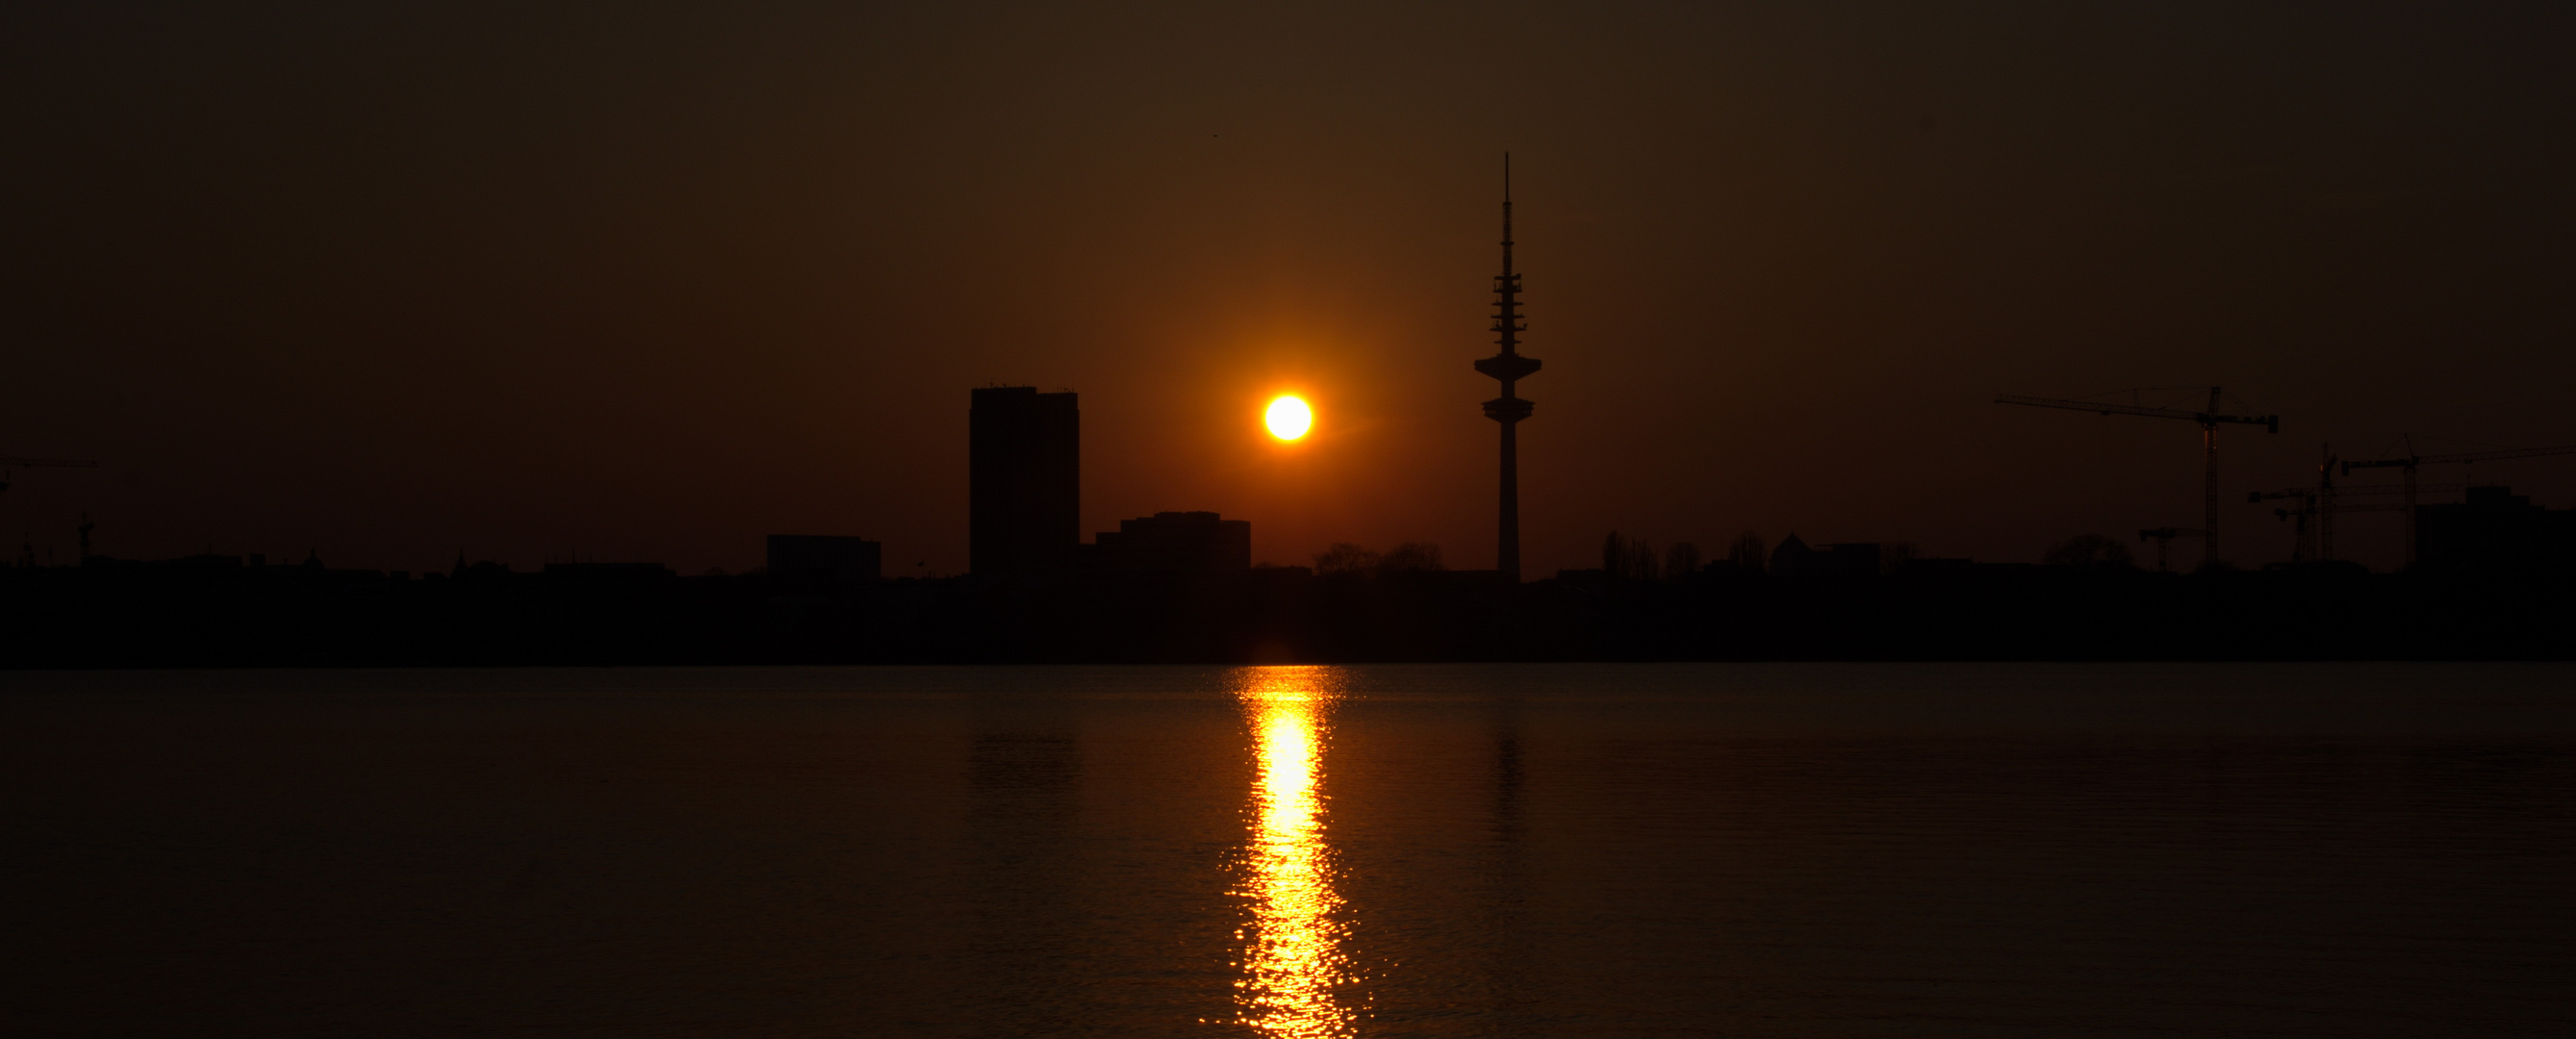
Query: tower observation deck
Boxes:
[{"xmin": 1473, "ymin": 155, "xmax": 1541, "ymax": 580}]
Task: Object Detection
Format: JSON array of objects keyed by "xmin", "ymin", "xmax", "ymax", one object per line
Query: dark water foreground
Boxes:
[{"xmin": 4, "ymin": 664, "xmax": 2570, "ymax": 1037}]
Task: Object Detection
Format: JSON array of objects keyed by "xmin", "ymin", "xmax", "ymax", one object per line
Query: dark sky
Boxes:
[{"xmin": 7, "ymin": 2, "xmax": 2573, "ymax": 576}]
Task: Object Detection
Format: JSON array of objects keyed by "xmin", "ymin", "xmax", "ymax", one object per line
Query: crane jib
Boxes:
[{"xmin": 1994, "ymin": 394, "xmax": 2277, "ymax": 432}]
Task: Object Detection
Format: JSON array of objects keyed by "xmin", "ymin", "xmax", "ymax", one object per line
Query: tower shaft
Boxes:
[{"xmin": 1474, "ymin": 155, "xmax": 1541, "ymax": 580}]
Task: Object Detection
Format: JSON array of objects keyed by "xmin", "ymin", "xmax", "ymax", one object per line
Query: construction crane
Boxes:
[
  {"xmin": 2248, "ymin": 480, "xmax": 2462, "ymax": 565},
  {"xmin": 1, "ymin": 456, "xmax": 98, "ymax": 494},
  {"xmin": 1999, "ymin": 387, "xmax": 2278, "ymax": 569},
  {"xmin": 2, "ymin": 458, "xmax": 99, "ymax": 569},
  {"xmin": 2246, "ymin": 489, "xmax": 2317, "ymax": 561},
  {"xmin": 2246, "ymin": 488, "xmax": 2407, "ymax": 563},
  {"xmin": 2341, "ymin": 443, "xmax": 2576, "ymax": 568},
  {"xmin": 2136, "ymin": 527, "xmax": 2204, "ymax": 572},
  {"xmin": 2315, "ymin": 444, "xmax": 2336, "ymax": 561}
]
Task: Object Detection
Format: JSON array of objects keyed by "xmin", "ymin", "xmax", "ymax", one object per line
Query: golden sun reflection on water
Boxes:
[{"xmin": 1231, "ymin": 666, "xmax": 1361, "ymax": 1038}]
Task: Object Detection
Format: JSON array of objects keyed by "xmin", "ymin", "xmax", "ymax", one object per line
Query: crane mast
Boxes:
[
  {"xmin": 1998, "ymin": 387, "xmax": 2278, "ymax": 570},
  {"xmin": 2341, "ymin": 443, "xmax": 2576, "ymax": 568}
]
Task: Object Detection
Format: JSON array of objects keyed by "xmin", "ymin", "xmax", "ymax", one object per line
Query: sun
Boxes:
[{"xmin": 1265, "ymin": 395, "xmax": 1313, "ymax": 441}]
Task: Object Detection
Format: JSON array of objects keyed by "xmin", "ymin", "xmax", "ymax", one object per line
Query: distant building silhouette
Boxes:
[
  {"xmin": 1822, "ymin": 543, "xmax": 1882, "ymax": 577},
  {"xmin": 449, "ymin": 555, "xmax": 512, "ymax": 581},
  {"xmin": 543, "ymin": 562, "xmax": 674, "ymax": 582},
  {"xmin": 970, "ymin": 387, "xmax": 1080, "ymax": 580},
  {"xmin": 2044, "ymin": 535, "xmax": 2134, "ymax": 570},
  {"xmin": 11, "ymin": 521, "xmax": 2576, "ymax": 666},
  {"xmin": 1770, "ymin": 534, "xmax": 1817, "ymax": 576},
  {"xmin": 2417, "ymin": 486, "xmax": 2576, "ymax": 572},
  {"xmin": 766, "ymin": 535, "xmax": 880, "ymax": 581},
  {"xmin": 1770, "ymin": 536, "xmax": 1880, "ymax": 578},
  {"xmin": 1090, "ymin": 511, "xmax": 1249, "ymax": 584},
  {"xmin": 1897, "ymin": 556, "xmax": 1976, "ymax": 577}
]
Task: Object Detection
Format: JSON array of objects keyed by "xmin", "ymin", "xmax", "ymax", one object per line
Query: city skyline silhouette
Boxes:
[
  {"xmin": 12, "ymin": 12, "xmax": 2576, "ymax": 1039},
  {"xmin": 7, "ymin": 3, "xmax": 2575, "ymax": 581}
]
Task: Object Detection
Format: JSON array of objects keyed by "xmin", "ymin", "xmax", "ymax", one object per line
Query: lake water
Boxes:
[{"xmin": 4, "ymin": 664, "xmax": 2571, "ymax": 1037}]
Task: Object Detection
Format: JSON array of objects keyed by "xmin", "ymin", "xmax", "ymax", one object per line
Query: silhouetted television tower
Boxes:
[{"xmin": 1475, "ymin": 155, "xmax": 1541, "ymax": 580}]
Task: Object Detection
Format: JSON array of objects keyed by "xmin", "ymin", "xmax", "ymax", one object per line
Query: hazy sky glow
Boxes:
[{"xmin": 6, "ymin": 2, "xmax": 2573, "ymax": 574}]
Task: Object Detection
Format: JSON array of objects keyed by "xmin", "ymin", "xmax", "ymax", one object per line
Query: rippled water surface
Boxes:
[{"xmin": 5, "ymin": 664, "xmax": 2572, "ymax": 1036}]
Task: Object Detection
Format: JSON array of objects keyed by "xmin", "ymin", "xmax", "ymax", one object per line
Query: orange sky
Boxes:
[{"xmin": 6, "ymin": 3, "xmax": 2575, "ymax": 575}]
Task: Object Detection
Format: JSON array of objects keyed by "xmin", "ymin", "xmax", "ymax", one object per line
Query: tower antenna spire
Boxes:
[{"xmin": 1474, "ymin": 153, "xmax": 1542, "ymax": 580}]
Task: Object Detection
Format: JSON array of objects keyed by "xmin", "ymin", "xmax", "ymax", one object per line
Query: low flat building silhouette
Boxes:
[
  {"xmin": 543, "ymin": 562, "xmax": 675, "ymax": 582},
  {"xmin": 1821, "ymin": 543, "xmax": 1882, "ymax": 577},
  {"xmin": 2417, "ymin": 485, "xmax": 2576, "ymax": 572},
  {"xmin": 1088, "ymin": 511, "xmax": 1250, "ymax": 584},
  {"xmin": 970, "ymin": 387, "xmax": 1080, "ymax": 580},
  {"xmin": 766, "ymin": 534, "xmax": 881, "ymax": 581},
  {"xmin": 1770, "ymin": 535, "xmax": 1881, "ymax": 578}
]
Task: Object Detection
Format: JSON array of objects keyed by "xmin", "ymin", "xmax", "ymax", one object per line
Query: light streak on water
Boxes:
[{"xmin": 1230, "ymin": 666, "xmax": 1360, "ymax": 1038}]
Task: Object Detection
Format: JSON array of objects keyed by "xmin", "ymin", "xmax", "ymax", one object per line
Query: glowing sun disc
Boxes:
[{"xmin": 1265, "ymin": 396, "xmax": 1313, "ymax": 441}]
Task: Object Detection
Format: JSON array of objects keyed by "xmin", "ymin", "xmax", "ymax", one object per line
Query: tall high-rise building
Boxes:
[
  {"xmin": 1474, "ymin": 156, "xmax": 1541, "ymax": 580},
  {"xmin": 969, "ymin": 386, "xmax": 1080, "ymax": 579}
]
